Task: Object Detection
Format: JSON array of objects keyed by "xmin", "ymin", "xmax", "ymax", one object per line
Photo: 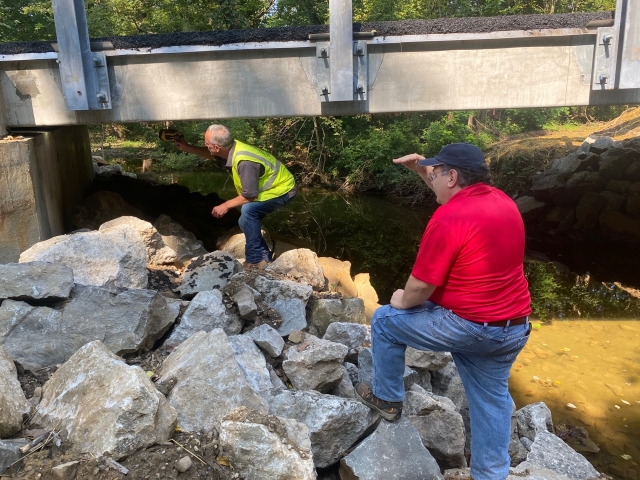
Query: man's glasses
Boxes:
[{"xmin": 428, "ymin": 169, "xmax": 449, "ymax": 181}]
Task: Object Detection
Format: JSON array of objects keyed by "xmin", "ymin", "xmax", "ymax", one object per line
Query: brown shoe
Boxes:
[
  {"xmin": 242, "ymin": 260, "xmax": 270, "ymax": 270},
  {"xmin": 355, "ymin": 383, "xmax": 403, "ymax": 421}
]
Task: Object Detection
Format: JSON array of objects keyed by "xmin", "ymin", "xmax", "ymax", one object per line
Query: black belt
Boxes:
[{"xmin": 466, "ymin": 316, "xmax": 528, "ymax": 327}]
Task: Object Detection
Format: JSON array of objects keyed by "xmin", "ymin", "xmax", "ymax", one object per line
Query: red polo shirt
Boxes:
[{"xmin": 411, "ymin": 184, "xmax": 531, "ymax": 322}]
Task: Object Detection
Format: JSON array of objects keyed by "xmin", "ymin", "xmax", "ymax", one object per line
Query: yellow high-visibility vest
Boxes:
[{"xmin": 231, "ymin": 140, "xmax": 295, "ymax": 201}]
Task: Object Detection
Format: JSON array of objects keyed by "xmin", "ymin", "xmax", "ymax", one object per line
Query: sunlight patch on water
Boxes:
[{"xmin": 510, "ymin": 320, "xmax": 640, "ymax": 479}]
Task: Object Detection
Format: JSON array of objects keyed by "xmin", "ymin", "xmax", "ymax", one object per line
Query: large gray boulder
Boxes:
[
  {"xmin": 575, "ymin": 192, "xmax": 608, "ymax": 229},
  {"xmin": 515, "ymin": 196, "xmax": 547, "ymax": 221},
  {"xmin": 0, "ymin": 285, "xmax": 177, "ymax": 370},
  {"xmin": 308, "ymin": 297, "xmax": 366, "ymax": 337},
  {"xmin": 358, "ymin": 347, "xmax": 418, "ymax": 391},
  {"xmin": 339, "ymin": 417, "xmax": 443, "ymax": 480},
  {"xmin": 516, "ymin": 402, "xmax": 555, "ymax": 443},
  {"xmin": 175, "ymin": 251, "xmax": 242, "ymax": 298},
  {"xmin": 266, "ymin": 389, "xmax": 377, "ymax": 468},
  {"xmin": 0, "ymin": 347, "xmax": 31, "ymax": 438},
  {"xmin": 163, "ymin": 289, "xmax": 242, "ymax": 350},
  {"xmin": 245, "ymin": 324, "xmax": 285, "ymax": 357},
  {"xmin": 157, "ymin": 329, "xmax": 268, "ymax": 433},
  {"xmin": 153, "ymin": 214, "xmax": 208, "ymax": 264},
  {"xmin": 32, "ymin": 341, "xmax": 176, "ymax": 460},
  {"xmin": 405, "ymin": 388, "xmax": 466, "ymax": 469},
  {"xmin": 267, "ymin": 248, "xmax": 325, "ymax": 290},
  {"xmin": 228, "ymin": 335, "xmax": 274, "ymax": 393},
  {"xmin": 551, "ymin": 171, "xmax": 601, "ymax": 207},
  {"xmin": 19, "ymin": 227, "xmax": 147, "ymax": 290},
  {"xmin": 282, "ymin": 334, "xmax": 348, "ymax": 392},
  {"xmin": 512, "ymin": 431, "xmax": 600, "ymax": 480},
  {"xmin": 532, "ymin": 169, "xmax": 567, "ymax": 202},
  {"xmin": 405, "ymin": 348, "xmax": 452, "ymax": 370},
  {"xmin": 599, "ymin": 147, "xmax": 639, "ymax": 181},
  {"xmin": 253, "ymin": 276, "xmax": 312, "ymax": 336},
  {"xmin": 0, "ymin": 262, "xmax": 73, "ymax": 301},
  {"xmin": 322, "ymin": 322, "xmax": 368, "ymax": 350},
  {"xmin": 99, "ymin": 216, "xmax": 179, "ymax": 265},
  {"xmin": 219, "ymin": 407, "xmax": 316, "ymax": 480}
]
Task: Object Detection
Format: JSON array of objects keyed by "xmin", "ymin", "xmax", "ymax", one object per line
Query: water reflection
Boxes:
[{"xmin": 510, "ymin": 320, "xmax": 640, "ymax": 479}]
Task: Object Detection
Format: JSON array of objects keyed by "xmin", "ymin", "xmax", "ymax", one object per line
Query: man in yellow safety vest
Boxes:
[{"xmin": 176, "ymin": 124, "xmax": 297, "ymax": 268}]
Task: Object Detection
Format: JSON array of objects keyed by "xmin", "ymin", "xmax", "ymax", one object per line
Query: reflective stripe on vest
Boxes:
[{"xmin": 231, "ymin": 140, "xmax": 295, "ymax": 201}]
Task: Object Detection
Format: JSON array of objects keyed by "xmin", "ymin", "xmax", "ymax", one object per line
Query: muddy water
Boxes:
[{"xmin": 510, "ymin": 320, "xmax": 640, "ymax": 479}]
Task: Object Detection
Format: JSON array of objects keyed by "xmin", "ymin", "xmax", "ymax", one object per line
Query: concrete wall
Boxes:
[
  {"xmin": 0, "ymin": 126, "xmax": 92, "ymax": 263},
  {"xmin": 0, "ymin": 84, "xmax": 6, "ymax": 136}
]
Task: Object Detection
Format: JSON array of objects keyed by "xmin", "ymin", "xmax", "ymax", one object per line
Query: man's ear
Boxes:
[{"xmin": 448, "ymin": 169, "xmax": 458, "ymax": 187}]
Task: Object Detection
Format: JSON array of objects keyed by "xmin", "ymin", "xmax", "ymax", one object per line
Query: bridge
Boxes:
[{"xmin": 0, "ymin": 0, "xmax": 638, "ymax": 261}]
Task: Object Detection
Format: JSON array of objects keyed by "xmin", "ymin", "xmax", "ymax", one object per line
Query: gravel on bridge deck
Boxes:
[{"xmin": 0, "ymin": 11, "xmax": 614, "ymax": 55}]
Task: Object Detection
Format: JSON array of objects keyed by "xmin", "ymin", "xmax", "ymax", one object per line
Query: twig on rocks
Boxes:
[
  {"xmin": 105, "ymin": 457, "xmax": 129, "ymax": 475},
  {"xmin": 169, "ymin": 438, "xmax": 211, "ymax": 467},
  {"xmin": 19, "ymin": 431, "xmax": 50, "ymax": 454}
]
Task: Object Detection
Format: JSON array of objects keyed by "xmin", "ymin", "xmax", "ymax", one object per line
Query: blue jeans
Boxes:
[
  {"xmin": 371, "ymin": 302, "xmax": 530, "ymax": 480},
  {"xmin": 238, "ymin": 192, "xmax": 294, "ymax": 263}
]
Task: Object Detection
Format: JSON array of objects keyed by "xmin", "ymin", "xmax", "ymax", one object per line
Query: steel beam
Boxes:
[
  {"xmin": 52, "ymin": 0, "xmax": 111, "ymax": 110},
  {"xmin": 619, "ymin": 0, "xmax": 640, "ymax": 88},
  {"xmin": 328, "ymin": 0, "xmax": 354, "ymax": 101}
]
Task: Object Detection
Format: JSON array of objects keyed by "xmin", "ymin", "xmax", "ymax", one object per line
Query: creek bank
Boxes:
[
  {"xmin": 0, "ymin": 162, "xmax": 609, "ymax": 478},
  {"xmin": 0, "ymin": 214, "xmax": 609, "ymax": 479}
]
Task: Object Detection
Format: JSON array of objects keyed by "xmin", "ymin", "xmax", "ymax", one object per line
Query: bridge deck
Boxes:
[{"xmin": 1, "ymin": 11, "xmax": 638, "ymax": 128}]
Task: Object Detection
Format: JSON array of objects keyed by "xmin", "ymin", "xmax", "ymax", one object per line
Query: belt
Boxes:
[{"xmin": 466, "ymin": 316, "xmax": 528, "ymax": 327}]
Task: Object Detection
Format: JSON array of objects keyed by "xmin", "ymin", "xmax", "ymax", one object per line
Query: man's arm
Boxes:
[
  {"xmin": 212, "ymin": 195, "xmax": 256, "ymax": 218},
  {"xmin": 390, "ymin": 275, "xmax": 437, "ymax": 309},
  {"xmin": 392, "ymin": 153, "xmax": 435, "ymax": 191},
  {"xmin": 174, "ymin": 139, "xmax": 217, "ymax": 160}
]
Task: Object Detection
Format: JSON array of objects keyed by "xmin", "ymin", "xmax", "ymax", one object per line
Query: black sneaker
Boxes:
[{"xmin": 355, "ymin": 383, "xmax": 403, "ymax": 421}]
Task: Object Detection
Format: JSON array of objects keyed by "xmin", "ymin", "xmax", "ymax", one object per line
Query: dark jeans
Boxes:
[{"xmin": 238, "ymin": 192, "xmax": 294, "ymax": 263}]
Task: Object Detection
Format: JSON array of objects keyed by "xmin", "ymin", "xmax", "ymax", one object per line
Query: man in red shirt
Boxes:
[{"xmin": 355, "ymin": 143, "xmax": 531, "ymax": 480}]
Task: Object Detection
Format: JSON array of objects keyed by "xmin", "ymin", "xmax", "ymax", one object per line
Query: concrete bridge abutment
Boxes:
[{"xmin": 0, "ymin": 125, "xmax": 93, "ymax": 263}]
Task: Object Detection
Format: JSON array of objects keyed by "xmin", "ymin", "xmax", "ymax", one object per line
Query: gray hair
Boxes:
[
  {"xmin": 442, "ymin": 163, "xmax": 492, "ymax": 187},
  {"xmin": 206, "ymin": 124, "xmax": 234, "ymax": 149}
]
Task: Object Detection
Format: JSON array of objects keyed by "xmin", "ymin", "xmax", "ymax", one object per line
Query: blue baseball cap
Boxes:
[{"xmin": 418, "ymin": 143, "xmax": 486, "ymax": 171}]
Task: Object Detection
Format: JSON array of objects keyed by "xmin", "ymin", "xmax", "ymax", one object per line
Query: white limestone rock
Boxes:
[
  {"xmin": 163, "ymin": 290, "xmax": 242, "ymax": 350},
  {"xmin": 246, "ymin": 324, "xmax": 285, "ymax": 357},
  {"xmin": 100, "ymin": 216, "xmax": 179, "ymax": 265},
  {"xmin": 19, "ymin": 226, "xmax": 147, "ymax": 290},
  {"xmin": 157, "ymin": 329, "xmax": 268, "ymax": 433},
  {"xmin": 282, "ymin": 334, "xmax": 348, "ymax": 392},
  {"xmin": 405, "ymin": 389, "xmax": 467, "ymax": 469},
  {"xmin": 32, "ymin": 341, "xmax": 176, "ymax": 460},
  {"xmin": 0, "ymin": 262, "xmax": 73, "ymax": 301},
  {"xmin": 339, "ymin": 417, "xmax": 443, "ymax": 480},
  {"xmin": 308, "ymin": 297, "xmax": 366, "ymax": 337},
  {"xmin": 516, "ymin": 401, "xmax": 555, "ymax": 442},
  {"xmin": 267, "ymin": 248, "xmax": 325, "ymax": 290},
  {"xmin": 219, "ymin": 407, "xmax": 316, "ymax": 480},
  {"xmin": 512, "ymin": 431, "xmax": 600, "ymax": 480},
  {"xmin": 405, "ymin": 348, "xmax": 452, "ymax": 370},
  {"xmin": 329, "ymin": 366, "xmax": 357, "ymax": 399},
  {"xmin": 228, "ymin": 335, "xmax": 273, "ymax": 393},
  {"xmin": 253, "ymin": 276, "xmax": 312, "ymax": 336},
  {"xmin": 322, "ymin": 321, "xmax": 367, "ymax": 350},
  {"xmin": 0, "ymin": 347, "xmax": 31, "ymax": 438},
  {"xmin": 154, "ymin": 214, "xmax": 208, "ymax": 264},
  {"xmin": 0, "ymin": 285, "xmax": 177, "ymax": 370},
  {"xmin": 232, "ymin": 285, "xmax": 259, "ymax": 321},
  {"xmin": 266, "ymin": 388, "xmax": 376, "ymax": 467}
]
